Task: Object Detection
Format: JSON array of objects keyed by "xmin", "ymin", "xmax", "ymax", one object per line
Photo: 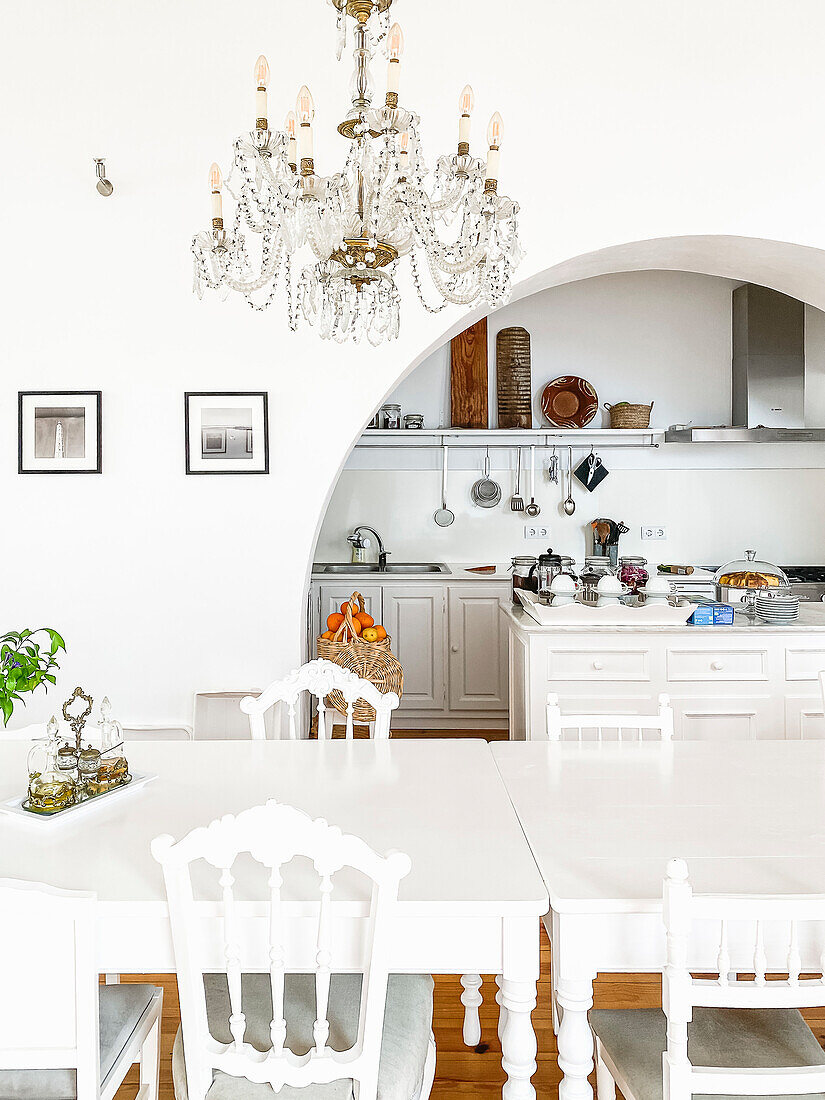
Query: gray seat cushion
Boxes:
[
  {"xmin": 172, "ymin": 972, "xmax": 434, "ymax": 1100},
  {"xmin": 590, "ymin": 1006, "xmax": 825, "ymax": 1100},
  {"xmin": 0, "ymin": 982, "xmax": 157, "ymax": 1100}
]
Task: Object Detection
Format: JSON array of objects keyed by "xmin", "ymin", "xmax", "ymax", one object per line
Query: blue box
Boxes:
[{"xmin": 688, "ymin": 602, "xmax": 734, "ymax": 626}]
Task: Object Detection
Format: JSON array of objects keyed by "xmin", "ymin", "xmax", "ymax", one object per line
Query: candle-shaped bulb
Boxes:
[
  {"xmin": 399, "ymin": 129, "xmax": 410, "ymax": 176},
  {"xmin": 387, "ymin": 22, "xmax": 404, "ymax": 61},
  {"xmin": 487, "ymin": 111, "xmax": 503, "ymax": 149},
  {"xmin": 254, "ymin": 55, "xmax": 270, "ymax": 128},
  {"xmin": 296, "ymin": 86, "xmax": 315, "ymax": 173},
  {"xmin": 209, "ymin": 162, "xmax": 223, "ymax": 225},
  {"xmin": 296, "ymin": 85, "xmax": 315, "ymax": 124},
  {"xmin": 459, "ymin": 84, "xmax": 475, "ymax": 115},
  {"xmin": 386, "ymin": 22, "xmax": 404, "ymax": 102},
  {"xmin": 485, "ymin": 113, "xmax": 503, "ymax": 187},
  {"xmin": 254, "ymin": 54, "xmax": 270, "ymax": 88},
  {"xmin": 285, "ymin": 110, "xmax": 298, "ymax": 169},
  {"xmin": 458, "ymin": 83, "xmax": 475, "ymax": 149}
]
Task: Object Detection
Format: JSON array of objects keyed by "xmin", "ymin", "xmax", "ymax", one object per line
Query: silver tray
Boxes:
[{"xmin": 0, "ymin": 773, "xmax": 157, "ymax": 825}]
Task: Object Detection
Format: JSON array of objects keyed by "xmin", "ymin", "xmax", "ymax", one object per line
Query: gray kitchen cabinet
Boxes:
[
  {"xmin": 381, "ymin": 584, "xmax": 446, "ymax": 711},
  {"xmin": 448, "ymin": 584, "xmax": 509, "ymax": 711}
]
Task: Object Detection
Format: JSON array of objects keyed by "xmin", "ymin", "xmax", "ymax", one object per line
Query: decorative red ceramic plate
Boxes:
[{"xmin": 541, "ymin": 376, "xmax": 599, "ymax": 428}]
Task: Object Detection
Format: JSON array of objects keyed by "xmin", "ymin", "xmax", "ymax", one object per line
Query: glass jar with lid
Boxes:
[
  {"xmin": 579, "ymin": 556, "xmax": 614, "ymax": 605},
  {"xmin": 380, "ymin": 403, "xmax": 402, "ymax": 429},
  {"xmin": 618, "ymin": 555, "xmax": 649, "ymax": 594},
  {"xmin": 715, "ymin": 549, "xmax": 789, "ymax": 605},
  {"xmin": 510, "ymin": 555, "xmax": 538, "ymax": 605}
]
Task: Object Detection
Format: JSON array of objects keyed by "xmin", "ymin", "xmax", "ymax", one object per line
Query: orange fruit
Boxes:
[
  {"xmin": 320, "ymin": 630, "xmax": 334, "ymax": 640},
  {"xmin": 350, "ymin": 618, "xmax": 362, "ymax": 635},
  {"xmin": 327, "ymin": 612, "xmax": 345, "ymax": 632},
  {"xmin": 355, "ymin": 612, "xmax": 374, "ymax": 629},
  {"xmin": 373, "ymin": 625, "xmax": 387, "ymax": 640},
  {"xmin": 340, "ymin": 600, "xmax": 358, "ymax": 615},
  {"xmin": 361, "ymin": 627, "xmax": 379, "ymax": 643}
]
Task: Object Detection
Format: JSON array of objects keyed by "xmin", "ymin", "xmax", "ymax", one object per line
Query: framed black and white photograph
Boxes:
[
  {"xmin": 18, "ymin": 391, "xmax": 102, "ymax": 474},
  {"xmin": 185, "ymin": 392, "xmax": 269, "ymax": 474}
]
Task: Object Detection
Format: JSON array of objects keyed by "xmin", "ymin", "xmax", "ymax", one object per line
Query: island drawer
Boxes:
[
  {"xmin": 546, "ymin": 647, "xmax": 651, "ymax": 682},
  {"xmin": 666, "ymin": 647, "xmax": 768, "ymax": 682},
  {"xmin": 785, "ymin": 648, "xmax": 825, "ymax": 682}
]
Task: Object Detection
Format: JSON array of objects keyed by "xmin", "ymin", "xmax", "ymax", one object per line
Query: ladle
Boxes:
[{"xmin": 434, "ymin": 445, "xmax": 455, "ymax": 526}]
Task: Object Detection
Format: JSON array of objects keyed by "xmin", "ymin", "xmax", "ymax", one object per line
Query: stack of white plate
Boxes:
[{"xmin": 755, "ymin": 591, "xmax": 800, "ymax": 624}]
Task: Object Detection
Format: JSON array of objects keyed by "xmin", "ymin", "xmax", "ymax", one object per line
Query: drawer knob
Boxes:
[
  {"xmin": 711, "ymin": 660, "xmax": 725, "ymax": 671},
  {"xmin": 451, "ymin": 644, "xmax": 460, "ymax": 653},
  {"xmin": 592, "ymin": 660, "xmax": 605, "ymax": 671}
]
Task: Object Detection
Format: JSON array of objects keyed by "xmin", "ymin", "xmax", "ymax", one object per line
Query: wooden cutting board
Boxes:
[
  {"xmin": 496, "ymin": 326, "xmax": 532, "ymax": 428},
  {"xmin": 450, "ymin": 318, "xmax": 488, "ymax": 428}
]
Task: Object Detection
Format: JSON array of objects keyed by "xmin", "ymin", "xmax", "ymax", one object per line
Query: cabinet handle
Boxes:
[
  {"xmin": 711, "ymin": 660, "xmax": 725, "ymax": 671},
  {"xmin": 451, "ymin": 644, "xmax": 460, "ymax": 653},
  {"xmin": 592, "ymin": 660, "xmax": 605, "ymax": 671}
]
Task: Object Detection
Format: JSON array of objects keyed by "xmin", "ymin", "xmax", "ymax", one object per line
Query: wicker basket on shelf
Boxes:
[
  {"xmin": 316, "ymin": 593, "xmax": 402, "ymax": 723},
  {"xmin": 604, "ymin": 401, "xmax": 653, "ymax": 429}
]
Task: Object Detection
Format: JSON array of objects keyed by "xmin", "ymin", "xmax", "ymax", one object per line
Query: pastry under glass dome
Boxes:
[{"xmin": 715, "ymin": 549, "xmax": 789, "ymax": 610}]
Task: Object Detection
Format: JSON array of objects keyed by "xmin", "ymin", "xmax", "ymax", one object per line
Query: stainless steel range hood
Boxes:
[{"xmin": 665, "ymin": 284, "xmax": 825, "ymax": 442}]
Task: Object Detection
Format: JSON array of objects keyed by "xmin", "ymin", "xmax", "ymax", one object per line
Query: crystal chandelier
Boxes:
[{"xmin": 192, "ymin": 0, "xmax": 523, "ymax": 345}]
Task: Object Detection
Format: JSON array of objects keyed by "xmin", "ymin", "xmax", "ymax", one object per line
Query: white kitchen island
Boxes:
[{"xmin": 503, "ymin": 601, "xmax": 825, "ymax": 740}]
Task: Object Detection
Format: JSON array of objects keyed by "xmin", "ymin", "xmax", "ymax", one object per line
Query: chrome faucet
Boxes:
[{"xmin": 351, "ymin": 525, "xmax": 389, "ymax": 570}]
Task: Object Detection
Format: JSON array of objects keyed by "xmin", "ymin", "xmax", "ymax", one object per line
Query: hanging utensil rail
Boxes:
[{"xmin": 356, "ymin": 428, "xmax": 662, "ymax": 449}]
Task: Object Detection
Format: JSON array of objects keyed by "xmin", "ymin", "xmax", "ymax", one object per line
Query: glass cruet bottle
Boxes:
[
  {"xmin": 98, "ymin": 696, "xmax": 129, "ymax": 788},
  {"xmin": 27, "ymin": 718, "xmax": 75, "ymax": 813}
]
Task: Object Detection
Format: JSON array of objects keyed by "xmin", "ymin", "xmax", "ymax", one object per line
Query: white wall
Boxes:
[
  {"xmin": 6, "ymin": 1, "xmax": 825, "ymax": 728},
  {"xmin": 317, "ymin": 271, "xmax": 825, "ymax": 567}
]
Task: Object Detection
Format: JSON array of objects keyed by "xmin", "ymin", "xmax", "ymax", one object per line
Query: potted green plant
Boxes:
[{"xmin": 0, "ymin": 628, "xmax": 66, "ymax": 726}]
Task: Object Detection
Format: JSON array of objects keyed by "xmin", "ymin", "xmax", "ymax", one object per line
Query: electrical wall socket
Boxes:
[
  {"xmin": 524, "ymin": 525, "xmax": 550, "ymax": 539},
  {"xmin": 641, "ymin": 525, "xmax": 667, "ymax": 540}
]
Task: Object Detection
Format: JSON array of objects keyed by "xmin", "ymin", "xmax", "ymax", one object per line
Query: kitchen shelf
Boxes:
[{"xmin": 356, "ymin": 428, "xmax": 664, "ymax": 449}]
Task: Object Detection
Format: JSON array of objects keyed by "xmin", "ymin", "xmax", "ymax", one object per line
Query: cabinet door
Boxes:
[
  {"xmin": 448, "ymin": 584, "xmax": 509, "ymax": 711},
  {"xmin": 318, "ymin": 585, "xmax": 382, "ymax": 631},
  {"xmin": 382, "ymin": 585, "xmax": 446, "ymax": 711},
  {"xmin": 670, "ymin": 693, "xmax": 774, "ymax": 740}
]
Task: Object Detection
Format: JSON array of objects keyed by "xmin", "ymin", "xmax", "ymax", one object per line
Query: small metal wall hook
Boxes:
[{"xmin": 94, "ymin": 157, "xmax": 113, "ymax": 197}]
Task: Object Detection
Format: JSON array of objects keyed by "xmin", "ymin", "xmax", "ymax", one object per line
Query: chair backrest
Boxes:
[
  {"xmin": 152, "ymin": 800, "xmax": 410, "ymax": 1100},
  {"xmin": 122, "ymin": 723, "xmax": 194, "ymax": 742},
  {"xmin": 545, "ymin": 692, "xmax": 674, "ymax": 741},
  {"xmin": 194, "ymin": 691, "xmax": 275, "ymax": 740},
  {"xmin": 662, "ymin": 858, "xmax": 825, "ymax": 1100},
  {"xmin": 0, "ymin": 879, "xmax": 99, "ymax": 1098},
  {"xmin": 241, "ymin": 659, "xmax": 400, "ymax": 741}
]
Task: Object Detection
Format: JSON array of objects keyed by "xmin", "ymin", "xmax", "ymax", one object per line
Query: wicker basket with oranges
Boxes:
[{"xmin": 316, "ymin": 592, "xmax": 402, "ymax": 722}]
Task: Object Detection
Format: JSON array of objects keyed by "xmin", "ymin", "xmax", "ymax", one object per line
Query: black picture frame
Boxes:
[
  {"xmin": 184, "ymin": 391, "xmax": 269, "ymax": 475},
  {"xmin": 18, "ymin": 391, "xmax": 103, "ymax": 474}
]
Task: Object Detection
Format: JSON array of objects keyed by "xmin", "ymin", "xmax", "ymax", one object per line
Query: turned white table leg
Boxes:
[
  {"xmin": 495, "ymin": 974, "xmax": 508, "ymax": 1044},
  {"xmin": 557, "ymin": 976, "xmax": 595, "ymax": 1100},
  {"xmin": 460, "ymin": 973, "xmax": 483, "ymax": 1046},
  {"xmin": 500, "ymin": 977, "xmax": 538, "ymax": 1100}
]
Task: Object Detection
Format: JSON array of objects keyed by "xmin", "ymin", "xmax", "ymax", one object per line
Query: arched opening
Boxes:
[{"xmin": 305, "ymin": 234, "xmax": 825, "ymax": 728}]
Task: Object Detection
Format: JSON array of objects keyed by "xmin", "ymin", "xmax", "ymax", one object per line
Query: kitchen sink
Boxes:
[{"xmin": 314, "ymin": 563, "xmax": 451, "ymax": 575}]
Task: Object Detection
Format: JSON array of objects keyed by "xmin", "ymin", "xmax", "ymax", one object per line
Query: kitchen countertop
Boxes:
[
  {"xmin": 502, "ymin": 601, "xmax": 825, "ymax": 634},
  {"xmin": 311, "ymin": 563, "xmax": 512, "ymax": 581}
]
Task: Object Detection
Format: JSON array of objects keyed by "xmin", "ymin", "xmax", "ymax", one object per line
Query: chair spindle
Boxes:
[
  {"xmin": 313, "ymin": 872, "xmax": 334, "ymax": 1054},
  {"xmin": 220, "ymin": 865, "xmax": 247, "ymax": 1050},
  {"xmin": 268, "ymin": 868, "xmax": 287, "ymax": 1052}
]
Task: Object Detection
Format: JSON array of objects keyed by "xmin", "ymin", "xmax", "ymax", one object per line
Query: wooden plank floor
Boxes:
[{"xmin": 111, "ymin": 936, "xmax": 825, "ymax": 1099}]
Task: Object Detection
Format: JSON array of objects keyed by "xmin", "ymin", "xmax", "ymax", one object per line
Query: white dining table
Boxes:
[
  {"xmin": 0, "ymin": 737, "xmax": 547, "ymax": 1100},
  {"xmin": 492, "ymin": 738, "xmax": 825, "ymax": 1100}
]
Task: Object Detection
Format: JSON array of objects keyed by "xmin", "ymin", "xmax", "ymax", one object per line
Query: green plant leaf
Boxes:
[{"xmin": 1, "ymin": 699, "xmax": 12, "ymax": 726}]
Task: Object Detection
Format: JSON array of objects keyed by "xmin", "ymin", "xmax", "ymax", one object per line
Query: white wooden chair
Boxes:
[
  {"xmin": 193, "ymin": 690, "xmax": 273, "ymax": 739},
  {"xmin": 591, "ymin": 858, "xmax": 825, "ymax": 1100},
  {"xmin": 545, "ymin": 692, "xmax": 674, "ymax": 741},
  {"xmin": 0, "ymin": 877, "xmax": 162, "ymax": 1100},
  {"xmin": 240, "ymin": 659, "xmax": 400, "ymax": 740},
  {"xmin": 121, "ymin": 723, "xmax": 194, "ymax": 741},
  {"xmin": 151, "ymin": 799, "xmax": 436, "ymax": 1100}
]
